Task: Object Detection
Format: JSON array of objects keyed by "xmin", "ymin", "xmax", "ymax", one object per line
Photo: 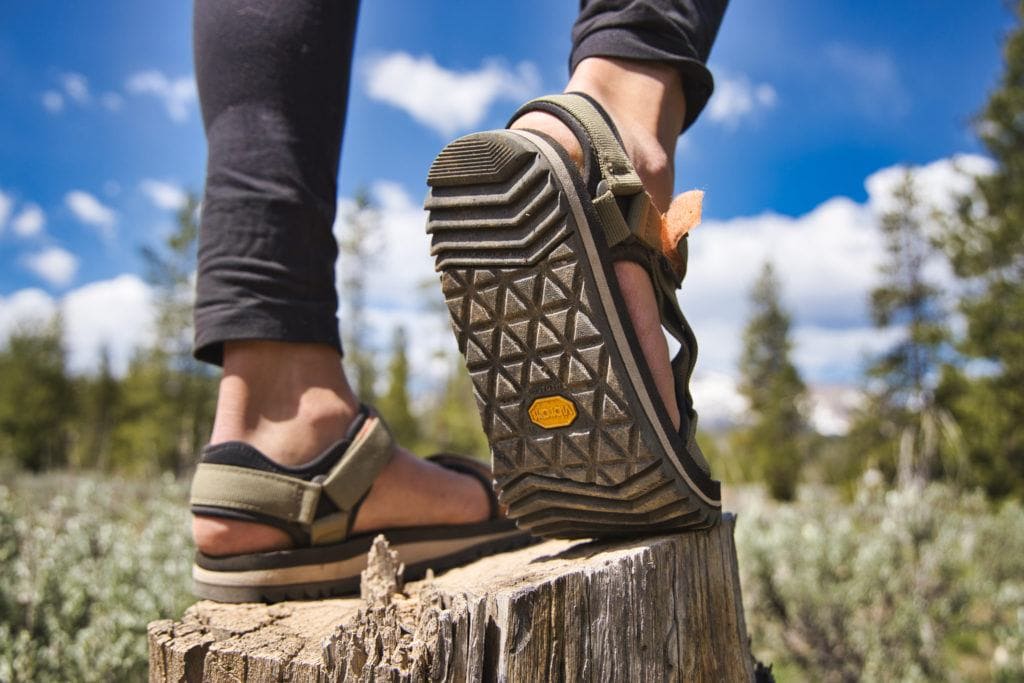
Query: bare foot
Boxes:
[
  {"xmin": 192, "ymin": 341, "xmax": 491, "ymax": 558},
  {"xmin": 510, "ymin": 58, "xmax": 689, "ymax": 432}
]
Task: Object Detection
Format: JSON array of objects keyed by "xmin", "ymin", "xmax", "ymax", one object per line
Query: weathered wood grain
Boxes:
[{"xmin": 149, "ymin": 515, "xmax": 754, "ymax": 682}]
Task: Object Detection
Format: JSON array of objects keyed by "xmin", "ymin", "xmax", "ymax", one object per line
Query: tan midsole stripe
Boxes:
[
  {"xmin": 510, "ymin": 130, "xmax": 720, "ymax": 507},
  {"xmin": 192, "ymin": 529, "xmax": 522, "ymax": 588}
]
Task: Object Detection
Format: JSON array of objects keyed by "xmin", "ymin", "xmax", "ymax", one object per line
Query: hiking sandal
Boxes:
[
  {"xmin": 189, "ymin": 405, "xmax": 530, "ymax": 603},
  {"xmin": 424, "ymin": 93, "xmax": 721, "ymax": 539}
]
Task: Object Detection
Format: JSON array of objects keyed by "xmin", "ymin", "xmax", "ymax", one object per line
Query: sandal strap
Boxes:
[
  {"xmin": 510, "ymin": 93, "xmax": 667, "ymax": 260},
  {"xmin": 189, "ymin": 407, "xmax": 395, "ymax": 545},
  {"xmin": 523, "ymin": 93, "xmax": 644, "ymax": 195}
]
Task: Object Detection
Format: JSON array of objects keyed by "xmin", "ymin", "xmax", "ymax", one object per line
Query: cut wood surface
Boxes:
[{"xmin": 149, "ymin": 514, "xmax": 754, "ymax": 682}]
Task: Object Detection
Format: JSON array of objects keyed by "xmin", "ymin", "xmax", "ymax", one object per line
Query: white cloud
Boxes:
[
  {"xmin": 0, "ymin": 289, "xmax": 58, "ymax": 339},
  {"xmin": 65, "ymin": 190, "xmax": 116, "ymax": 237},
  {"xmin": 12, "ymin": 203, "xmax": 45, "ymax": 237},
  {"xmin": 101, "ymin": 92, "xmax": 124, "ymax": 112},
  {"xmin": 865, "ymin": 153, "xmax": 995, "ymax": 217},
  {"xmin": 335, "ymin": 180, "xmax": 438, "ymax": 315},
  {"xmin": 680, "ymin": 196, "xmax": 881, "ymax": 360},
  {"xmin": 364, "ymin": 53, "xmax": 541, "ymax": 136},
  {"xmin": 22, "ymin": 247, "xmax": 79, "ymax": 287},
  {"xmin": 42, "ymin": 90, "xmax": 64, "ymax": 113},
  {"xmin": 689, "ymin": 371, "xmax": 865, "ymax": 436},
  {"xmin": 863, "ymin": 154, "xmax": 996, "ymax": 291},
  {"xmin": 61, "ymin": 275, "xmax": 155, "ymax": 375},
  {"xmin": 678, "ymin": 153, "xmax": 992, "ymax": 387},
  {"xmin": 0, "ymin": 276, "xmax": 156, "ymax": 376},
  {"xmin": 0, "ymin": 190, "xmax": 11, "ymax": 233},
  {"xmin": 707, "ymin": 70, "xmax": 777, "ymax": 128},
  {"xmin": 825, "ymin": 43, "xmax": 909, "ymax": 119},
  {"xmin": 43, "ymin": 72, "xmax": 125, "ymax": 113},
  {"xmin": 333, "ymin": 181, "xmax": 459, "ymax": 398},
  {"xmin": 126, "ymin": 70, "xmax": 197, "ymax": 123},
  {"xmin": 139, "ymin": 179, "xmax": 187, "ymax": 211},
  {"xmin": 792, "ymin": 325, "xmax": 900, "ymax": 381},
  {"xmin": 807, "ymin": 384, "xmax": 864, "ymax": 436},
  {"xmin": 61, "ymin": 72, "xmax": 90, "ymax": 104},
  {"xmin": 691, "ymin": 370, "xmax": 748, "ymax": 430}
]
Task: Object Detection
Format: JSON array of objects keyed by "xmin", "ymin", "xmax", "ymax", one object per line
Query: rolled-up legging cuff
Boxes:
[
  {"xmin": 570, "ymin": 28, "xmax": 715, "ymax": 134},
  {"xmin": 193, "ymin": 305, "xmax": 343, "ymax": 367},
  {"xmin": 192, "ymin": 199, "xmax": 343, "ymax": 367}
]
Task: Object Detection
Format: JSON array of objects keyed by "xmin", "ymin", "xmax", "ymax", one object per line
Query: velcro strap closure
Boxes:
[
  {"xmin": 626, "ymin": 191, "xmax": 664, "ymax": 253},
  {"xmin": 593, "ymin": 188, "xmax": 632, "ymax": 247},
  {"xmin": 593, "ymin": 181, "xmax": 659, "ymax": 250},
  {"xmin": 189, "ymin": 410, "xmax": 397, "ymax": 545},
  {"xmin": 320, "ymin": 412, "xmax": 394, "ymax": 510},
  {"xmin": 312, "ymin": 413, "xmax": 394, "ymax": 544},
  {"xmin": 190, "ymin": 463, "xmax": 321, "ymax": 526},
  {"xmin": 518, "ymin": 94, "xmax": 643, "ymax": 195}
]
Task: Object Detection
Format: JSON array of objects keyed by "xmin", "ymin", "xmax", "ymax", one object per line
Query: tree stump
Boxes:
[{"xmin": 149, "ymin": 514, "xmax": 755, "ymax": 682}]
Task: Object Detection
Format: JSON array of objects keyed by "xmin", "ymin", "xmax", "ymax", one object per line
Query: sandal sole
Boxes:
[
  {"xmin": 425, "ymin": 130, "xmax": 721, "ymax": 539},
  {"xmin": 192, "ymin": 522, "xmax": 531, "ymax": 603}
]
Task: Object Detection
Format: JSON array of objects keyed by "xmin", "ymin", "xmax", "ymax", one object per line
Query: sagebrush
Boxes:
[
  {"xmin": 0, "ymin": 473, "xmax": 192, "ymax": 682},
  {"xmin": 736, "ymin": 478, "xmax": 1024, "ymax": 681},
  {"xmin": 2, "ymin": 473, "xmax": 1022, "ymax": 681}
]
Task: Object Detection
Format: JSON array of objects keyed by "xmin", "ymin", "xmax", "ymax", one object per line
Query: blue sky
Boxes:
[{"xmin": 0, "ymin": 1, "xmax": 1016, "ymax": 428}]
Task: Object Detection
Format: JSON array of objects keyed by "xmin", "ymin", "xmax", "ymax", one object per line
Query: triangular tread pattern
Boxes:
[{"xmin": 428, "ymin": 130, "xmax": 720, "ymax": 538}]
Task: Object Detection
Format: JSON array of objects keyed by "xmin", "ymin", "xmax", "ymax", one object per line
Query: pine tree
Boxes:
[
  {"xmin": 111, "ymin": 194, "xmax": 217, "ymax": 474},
  {"xmin": 732, "ymin": 262, "xmax": 806, "ymax": 500},
  {"xmin": 852, "ymin": 170, "xmax": 958, "ymax": 487},
  {"xmin": 69, "ymin": 345, "xmax": 119, "ymax": 469},
  {"xmin": 377, "ymin": 326, "xmax": 419, "ymax": 447},
  {"xmin": 940, "ymin": 1, "xmax": 1024, "ymax": 496},
  {"xmin": 0, "ymin": 317, "xmax": 72, "ymax": 471},
  {"xmin": 337, "ymin": 189, "xmax": 381, "ymax": 404}
]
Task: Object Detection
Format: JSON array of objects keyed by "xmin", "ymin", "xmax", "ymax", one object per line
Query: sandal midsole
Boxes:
[{"xmin": 193, "ymin": 527, "xmax": 526, "ymax": 589}]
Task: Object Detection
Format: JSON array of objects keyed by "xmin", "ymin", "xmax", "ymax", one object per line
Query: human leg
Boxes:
[{"xmin": 190, "ymin": 0, "xmax": 511, "ymax": 587}]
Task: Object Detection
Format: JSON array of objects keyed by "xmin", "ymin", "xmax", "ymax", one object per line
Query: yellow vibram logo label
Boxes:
[{"xmin": 528, "ymin": 396, "xmax": 578, "ymax": 429}]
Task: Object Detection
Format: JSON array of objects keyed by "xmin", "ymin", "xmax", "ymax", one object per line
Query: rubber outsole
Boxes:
[
  {"xmin": 425, "ymin": 130, "xmax": 721, "ymax": 539},
  {"xmin": 192, "ymin": 525, "xmax": 533, "ymax": 604}
]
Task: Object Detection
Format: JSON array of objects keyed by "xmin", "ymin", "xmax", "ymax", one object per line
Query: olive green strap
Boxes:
[
  {"xmin": 518, "ymin": 94, "xmax": 666, "ymax": 258},
  {"xmin": 190, "ymin": 464, "xmax": 321, "ymax": 526},
  {"xmin": 523, "ymin": 94, "xmax": 643, "ymax": 196},
  {"xmin": 189, "ymin": 410, "xmax": 396, "ymax": 545},
  {"xmin": 312, "ymin": 412, "xmax": 395, "ymax": 544}
]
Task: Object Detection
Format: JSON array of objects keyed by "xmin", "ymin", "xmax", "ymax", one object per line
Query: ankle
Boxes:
[
  {"xmin": 209, "ymin": 340, "xmax": 360, "ymax": 466},
  {"xmin": 512, "ymin": 57, "xmax": 683, "ymax": 211},
  {"xmin": 567, "ymin": 57, "xmax": 685, "ymax": 155}
]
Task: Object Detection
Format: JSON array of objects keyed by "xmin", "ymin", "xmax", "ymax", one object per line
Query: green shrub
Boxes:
[
  {"xmin": 736, "ymin": 479, "xmax": 1024, "ymax": 681},
  {"xmin": 2, "ymin": 472, "xmax": 1022, "ymax": 681},
  {"xmin": 0, "ymin": 473, "xmax": 193, "ymax": 682}
]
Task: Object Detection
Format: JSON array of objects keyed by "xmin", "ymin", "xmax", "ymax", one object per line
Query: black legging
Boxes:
[{"xmin": 192, "ymin": 0, "xmax": 728, "ymax": 365}]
